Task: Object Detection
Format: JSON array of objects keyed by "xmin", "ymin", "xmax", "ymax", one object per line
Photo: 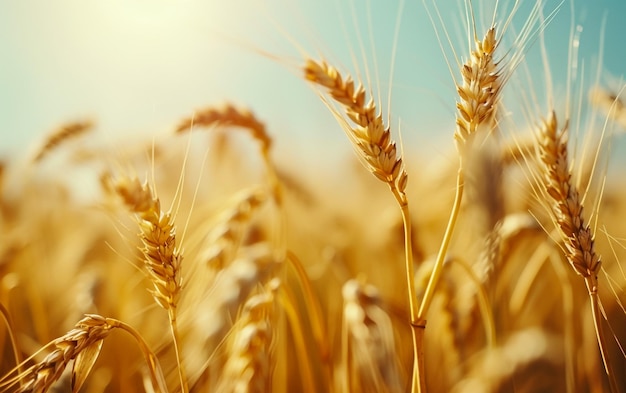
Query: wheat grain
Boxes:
[
  {"xmin": 303, "ymin": 57, "xmax": 419, "ymax": 390},
  {"xmin": 192, "ymin": 243, "xmax": 280, "ymax": 342}
]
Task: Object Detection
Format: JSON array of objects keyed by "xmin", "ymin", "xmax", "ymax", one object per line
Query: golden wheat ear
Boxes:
[
  {"xmin": 303, "ymin": 59, "xmax": 407, "ymax": 196},
  {"xmin": 215, "ymin": 279, "xmax": 279, "ymax": 393},
  {"xmin": 174, "ymin": 103, "xmax": 282, "ymax": 204},
  {"xmin": 114, "ymin": 176, "xmax": 183, "ymax": 313},
  {"xmin": 455, "ymin": 27, "xmax": 501, "ymax": 147},
  {"xmin": 341, "ymin": 279, "xmax": 402, "ymax": 393},
  {"xmin": 201, "ymin": 187, "xmax": 267, "ymax": 270},
  {"xmin": 32, "ymin": 121, "xmax": 93, "ymax": 163},
  {"xmin": 175, "ymin": 103, "xmax": 270, "ymax": 153},
  {"xmin": 0, "ymin": 315, "xmax": 166, "ymax": 393}
]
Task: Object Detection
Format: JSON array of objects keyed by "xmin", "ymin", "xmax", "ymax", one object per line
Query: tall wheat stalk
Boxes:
[
  {"xmin": 536, "ymin": 111, "xmax": 618, "ymax": 392},
  {"xmin": 114, "ymin": 176, "xmax": 189, "ymax": 393},
  {"xmin": 302, "ymin": 59, "xmax": 420, "ymax": 391}
]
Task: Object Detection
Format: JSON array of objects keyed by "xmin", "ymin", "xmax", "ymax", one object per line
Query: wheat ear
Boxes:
[
  {"xmin": 202, "ymin": 188, "xmax": 267, "ymax": 270},
  {"xmin": 536, "ymin": 111, "xmax": 617, "ymax": 392},
  {"xmin": 303, "ymin": 60, "xmax": 408, "ymax": 194},
  {"xmin": 32, "ymin": 121, "xmax": 92, "ymax": 163},
  {"xmin": 303, "ymin": 58, "xmax": 420, "ymax": 391},
  {"xmin": 1, "ymin": 314, "xmax": 166, "ymax": 393},
  {"xmin": 114, "ymin": 176, "xmax": 188, "ymax": 393},
  {"xmin": 175, "ymin": 104, "xmax": 281, "ymax": 203},
  {"xmin": 341, "ymin": 279, "xmax": 402, "ymax": 393},
  {"xmin": 215, "ymin": 279, "xmax": 278, "ymax": 393}
]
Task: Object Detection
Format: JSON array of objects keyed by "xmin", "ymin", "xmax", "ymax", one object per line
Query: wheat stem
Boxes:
[
  {"xmin": 304, "ymin": 58, "xmax": 419, "ymax": 392},
  {"xmin": 418, "ymin": 165, "xmax": 464, "ymax": 320},
  {"xmin": 586, "ymin": 277, "xmax": 618, "ymax": 393},
  {"xmin": 390, "ymin": 189, "xmax": 423, "ymax": 393},
  {"xmin": 169, "ymin": 312, "xmax": 189, "ymax": 393},
  {"xmin": 286, "ymin": 251, "xmax": 330, "ymax": 365}
]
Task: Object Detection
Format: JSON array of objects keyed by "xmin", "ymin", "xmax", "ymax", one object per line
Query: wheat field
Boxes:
[{"xmin": 1, "ymin": 0, "xmax": 626, "ymax": 392}]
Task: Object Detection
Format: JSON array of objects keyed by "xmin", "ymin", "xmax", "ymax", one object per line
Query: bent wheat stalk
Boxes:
[
  {"xmin": 536, "ymin": 111, "xmax": 617, "ymax": 392},
  {"xmin": 0, "ymin": 314, "xmax": 167, "ymax": 393},
  {"xmin": 303, "ymin": 59, "xmax": 419, "ymax": 391}
]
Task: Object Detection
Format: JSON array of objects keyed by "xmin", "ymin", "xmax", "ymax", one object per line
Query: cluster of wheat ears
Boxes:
[{"xmin": 1, "ymin": 1, "xmax": 626, "ymax": 392}]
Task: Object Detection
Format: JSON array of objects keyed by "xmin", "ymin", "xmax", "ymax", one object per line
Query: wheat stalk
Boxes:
[
  {"xmin": 536, "ymin": 111, "xmax": 617, "ymax": 392},
  {"xmin": 303, "ymin": 58, "xmax": 419, "ymax": 391},
  {"xmin": 418, "ymin": 26, "xmax": 502, "ymax": 321},
  {"xmin": 114, "ymin": 176, "xmax": 188, "ymax": 393}
]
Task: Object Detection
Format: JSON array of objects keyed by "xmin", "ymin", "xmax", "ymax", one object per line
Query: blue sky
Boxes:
[{"xmin": 0, "ymin": 0, "xmax": 624, "ymax": 163}]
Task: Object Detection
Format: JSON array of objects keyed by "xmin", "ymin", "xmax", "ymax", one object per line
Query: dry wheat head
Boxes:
[
  {"xmin": 303, "ymin": 59, "xmax": 408, "ymax": 195},
  {"xmin": 536, "ymin": 111, "xmax": 601, "ymax": 282},
  {"xmin": 114, "ymin": 176, "xmax": 183, "ymax": 313},
  {"xmin": 455, "ymin": 27, "xmax": 501, "ymax": 148}
]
